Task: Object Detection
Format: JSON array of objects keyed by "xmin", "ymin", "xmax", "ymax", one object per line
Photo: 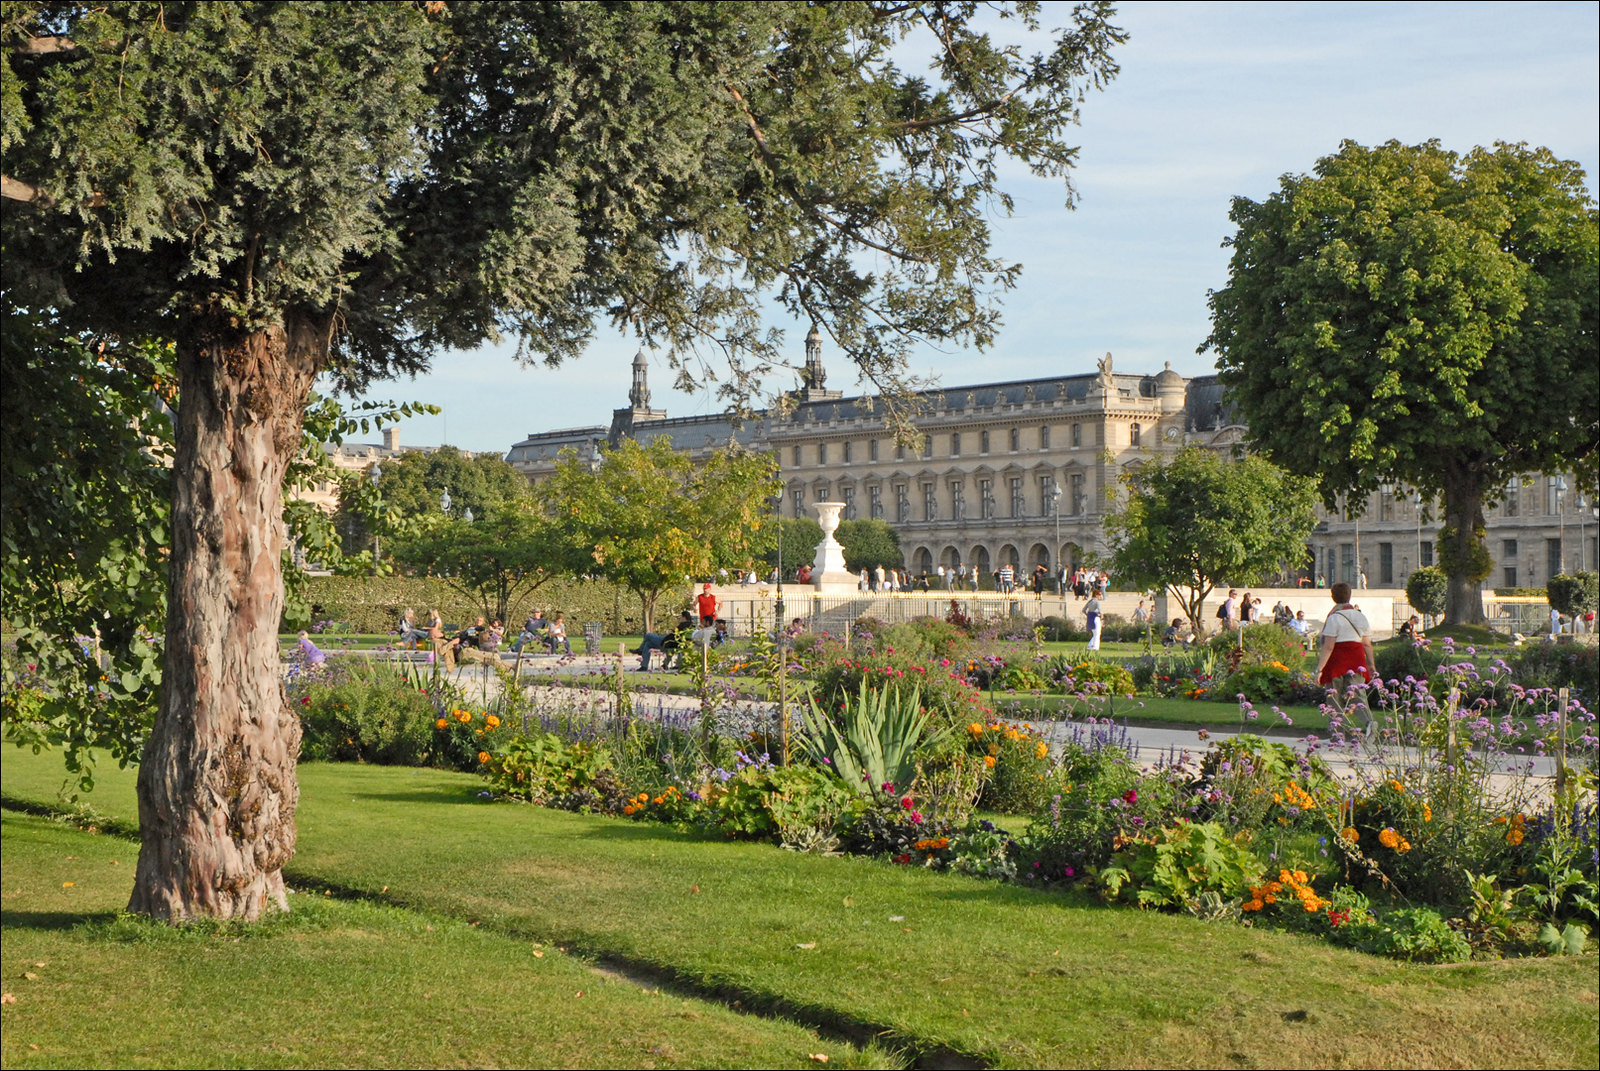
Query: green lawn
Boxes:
[
  {"xmin": 4, "ymin": 747, "xmax": 1594, "ymax": 1069},
  {"xmin": 0, "ymin": 812, "xmax": 880, "ymax": 1070}
]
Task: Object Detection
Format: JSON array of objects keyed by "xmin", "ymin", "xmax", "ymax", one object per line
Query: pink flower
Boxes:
[
  {"xmin": 883, "ymin": 781, "xmax": 896, "ymax": 792},
  {"xmin": 1122, "ymin": 789, "xmax": 1138, "ymax": 805},
  {"xmin": 901, "ymin": 795, "xmax": 914, "ymax": 809}
]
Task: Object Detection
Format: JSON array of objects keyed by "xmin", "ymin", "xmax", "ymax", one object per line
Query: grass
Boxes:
[
  {"xmin": 4, "ymin": 747, "xmax": 1596, "ymax": 1069},
  {"xmin": 0, "ymin": 811, "xmax": 888, "ymax": 1071}
]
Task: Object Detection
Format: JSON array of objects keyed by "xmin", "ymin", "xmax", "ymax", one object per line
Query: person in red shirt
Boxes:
[{"xmin": 696, "ymin": 583, "xmax": 718, "ymax": 626}]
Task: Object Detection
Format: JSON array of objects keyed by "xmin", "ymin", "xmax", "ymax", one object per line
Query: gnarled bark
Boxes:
[{"xmin": 129, "ymin": 314, "xmax": 324, "ymax": 921}]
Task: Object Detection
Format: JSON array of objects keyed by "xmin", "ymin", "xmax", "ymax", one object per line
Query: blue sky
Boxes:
[{"xmin": 342, "ymin": 1, "xmax": 1600, "ymax": 456}]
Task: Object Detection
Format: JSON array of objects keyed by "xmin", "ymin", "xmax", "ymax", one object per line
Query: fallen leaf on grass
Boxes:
[
  {"xmin": 575, "ymin": 991, "xmax": 584, "ymax": 998},
  {"xmin": 22, "ymin": 973, "xmax": 38, "ymax": 981},
  {"xmin": 61, "ymin": 882, "xmax": 74, "ymax": 888},
  {"xmin": 842, "ymin": 897, "xmax": 855, "ymax": 908},
  {"xmin": 691, "ymin": 885, "xmax": 700, "ymax": 893},
  {"xmin": 888, "ymin": 915, "xmax": 905, "ymax": 922},
  {"xmin": 807, "ymin": 1055, "xmax": 829, "ymax": 1063},
  {"xmin": 1, "ymin": 994, "xmax": 16, "ymax": 1005},
  {"xmin": 795, "ymin": 942, "xmax": 817, "ymax": 950},
  {"xmin": 533, "ymin": 951, "xmax": 544, "ymax": 959}
]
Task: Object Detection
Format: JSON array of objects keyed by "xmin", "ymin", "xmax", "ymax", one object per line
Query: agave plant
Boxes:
[{"xmin": 799, "ymin": 679, "xmax": 947, "ymax": 798}]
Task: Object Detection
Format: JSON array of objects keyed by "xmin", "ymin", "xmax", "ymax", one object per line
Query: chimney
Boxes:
[{"xmin": 382, "ymin": 426, "xmax": 401, "ymax": 452}]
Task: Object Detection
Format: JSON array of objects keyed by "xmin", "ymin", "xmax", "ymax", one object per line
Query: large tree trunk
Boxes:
[
  {"xmin": 129, "ymin": 314, "xmax": 323, "ymax": 921},
  {"xmin": 1440, "ymin": 466, "xmax": 1490, "ymax": 627}
]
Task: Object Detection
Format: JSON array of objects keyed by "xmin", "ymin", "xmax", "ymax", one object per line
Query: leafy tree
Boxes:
[
  {"xmin": 757, "ymin": 517, "xmax": 824, "ymax": 578},
  {"xmin": 1405, "ymin": 567, "xmax": 1449, "ymax": 624},
  {"xmin": 336, "ymin": 447, "xmax": 528, "ymax": 550},
  {"xmin": 0, "ymin": 306, "xmax": 171, "ymax": 779},
  {"xmin": 836, "ymin": 519, "xmax": 903, "ymax": 575},
  {"xmin": 1547, "ymin": 572, "xmax": 1598, "ymax": 620},
  {"xmin": 543, "ymin": 438, "xmax": 778, "ymax": 631},
  {"xmin": 388, "ymin": 502, "xmax": 571, "ymax": 626},
  {"xmin": 1104, "ymin": 448, "xmax": 1319, "ymax": 635},
  {"xmin": 1205, "ymin": 140, "xmax": 1599, "ymax": 625},
  {"xmin": 2, "ymin": 1, "xmax": 1123, "ymax": 919}
]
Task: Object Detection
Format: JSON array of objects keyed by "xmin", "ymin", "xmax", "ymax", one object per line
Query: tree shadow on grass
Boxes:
[{"xmin": 1, "ymin": 908, "xmax": 120, "ymax": 931}]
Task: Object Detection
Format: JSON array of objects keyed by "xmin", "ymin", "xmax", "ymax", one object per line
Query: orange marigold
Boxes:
[
  {"xmin": 984, "ymin": 755, "xmax": 997, "ymax": 769},
  {"xmin": 435, "ymin": 718, "xmax": 448, "ymax": 730},
  {"xmin": 1378, "ymin": 827, "xmax": 1401, "ymax": 849},
  {"xmin": 477, "ymin": 751, "xmax": 490, "ymax": 764}
]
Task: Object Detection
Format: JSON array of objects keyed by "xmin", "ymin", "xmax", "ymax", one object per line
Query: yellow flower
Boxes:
[
  {"xmin": 984, "ymin": 755, "xmax": 997, "ymax": 769},
  {"xmin": 1507, "ymin": 828, "xmax": 1524, "ymax": 846},
  {"xmin": 435, "ymin": 718, "xmax": 448, "ymax": 730},
  {"xmin": 1340, "ymin": 827, "xmax": 1359, "ymax": 843},
  {"xmin": 637, "ymin": 792, "xmax": 649, "ymax": 802},
  {"xmin": 456, "ymin": 711, "xmax": 471, "ymax": 723},
  {"xmin": 1378, "ymin": 827, "xmax": 1401, "ymax": 849},
  {"xmin": 1035, "ymin": 742, "xmax": 1049, "ymax": 760},
  {"xmin": 1389, "ymin": 780, "xmax": 1405, "ymax": 793},
  {"xmin": 1422, "ymin": 804, "xmax": 1433, "ymax": 822},
  {"xmin": 967, "ymin": 722, "xmax": 984, "ymax": 737},
  {"xmin": 477, "ymin": 750, "xmax": 490, "ymax": 764},
  {"xmin": 486, "ymin": 715, "xmax": 501, "ymax": 729}
]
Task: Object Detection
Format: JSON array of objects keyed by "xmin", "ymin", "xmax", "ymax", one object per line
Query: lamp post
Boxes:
[
  {"xmin": 440, "ymin": 486, "xmax": 452, "ymax": 515},
  {"xmin": 463, "ymin": 507, "xmax": 474, "ymax": 524},
  {"xmin": 1411, "ymin": 489, "xmax": 1424, "ymax": 578},
  {"xmin": 1047, "ymin": 485, "xmax": 1062, "ymax": 596},
  {"xmin": 1555, "ymin": 476, "xmax": 1567, "ymax": 574},
  {"xmin": 369, "ymin": 461, "xmax": 382, "ymax": 576}
]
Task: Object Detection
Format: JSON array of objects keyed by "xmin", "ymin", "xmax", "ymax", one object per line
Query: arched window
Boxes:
[
  {"xmin": 1071, "ymin": 423, "xmax": 1081, "ymax": 447},
  {"xmin": 950, "ymin": 432, "xmax": 961, "ymax": 457},
  {"xmin": 1039, "ymin": 425, "xmax": 1050, "ymax": 449},
  {"xmin": 1008, "ymin": 427, "xmax": 1020, "ymax": 452},
  {"xmin": 980, "ymin": 430, "xmax": 990, "ymax": 454}
]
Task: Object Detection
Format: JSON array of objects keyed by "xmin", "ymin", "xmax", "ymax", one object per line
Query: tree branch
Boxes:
[{"xmin": 18, "ymin": 35, "xmax": 75, "ymax": 54}]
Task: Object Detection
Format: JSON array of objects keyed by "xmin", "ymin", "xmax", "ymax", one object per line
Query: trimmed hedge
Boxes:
[{"xmin": 285, "ymin": 575, "xmax": 660, "ymax": 634}]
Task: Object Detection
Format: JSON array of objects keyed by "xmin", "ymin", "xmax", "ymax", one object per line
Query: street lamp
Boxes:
[
  {"xmin": 369, "ymin": 461, "xmax": 382, "ymax": 576},
  {"xmin": 440, "ymin": 486, "xmax": 452, "ymax": 515},
  {"xmin": 463, "ymin": 507, "xmax": 474, "ymax": 524},
  {"xmin": 1555, "ymin": 476, "xmax": 1567, "ymax": 574},
  {"xmin": 1411, "ymin": 489, "xmax": 1424, "ymax": 578},
  {"xmin": 1047, "ymin": 485, "xmax": 1062, "ymax": 595}
]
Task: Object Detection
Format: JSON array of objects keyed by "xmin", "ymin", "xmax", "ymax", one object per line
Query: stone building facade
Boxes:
[
  {"xmin": 507, "ymin": 335, "xmax": 1236, "ymax": 578},
  {"xmin": 507, "ymin": 333, "xmax": 1596, "ymax": 593},
  {"xmin": 1310, "ymin": 478, "xmax": 1598, "ymax": 592}
]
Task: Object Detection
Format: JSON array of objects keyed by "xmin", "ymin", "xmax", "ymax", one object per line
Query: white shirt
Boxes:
[{"xmin": 1320, "ymin": 606, "xmax": 1371, "ymax": 643}]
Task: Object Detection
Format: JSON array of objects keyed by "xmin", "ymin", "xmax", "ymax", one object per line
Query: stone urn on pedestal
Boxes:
[{"xmin": 809, "ymin": 501, "xmax": 859, "ymax": 591}]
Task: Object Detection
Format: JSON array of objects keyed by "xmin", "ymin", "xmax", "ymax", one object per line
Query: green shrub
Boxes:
[
  {"xmin": 1511, "ymin": 641, "xmax": 1599, "ymax": 701},
  {"xmin": 1034, "ymin": 615, "xmax": 1085, "ymax": 642},
  {"xmin": 295, "ymin": 661, "xmax": 438, "ymax": 765},
  {"xmin": 1207, "ymin": 623, "xmax": 1307, "ymax": 668},
  {"xmin": 1373, "ymin": 636, "xmax": 1453, "ymax": 684},
  {"xmin": 967, "ymin": 719, "xmax": 1052, "ymax": 814},
  {"xmin": 1406, "ymin": 566, "xmax": 1448, "ymax": 619},
  {"xmin": 1548, "ymin": 572, "xmax": 1599, "ymax": 618},
  {"xmin": 1215, "ymin": 663, "xmax": 1322, "ymax": 706},
  {"xmin": 1359, "ymin": 907, "xmax": 1473, "ymax": 963},
  {"xmin": 1042, "ymin": 656, "xmax": 1136, "ymax": 696},
  {"xmin": 484, "ymin": 731, "xmax": 614, "ymax": 805},
  {"xmin": 1099, "ymin": 820, "xmax": 1265, "ymax": 909}
]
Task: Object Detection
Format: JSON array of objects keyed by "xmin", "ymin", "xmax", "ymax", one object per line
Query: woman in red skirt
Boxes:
[{"xmin": 1315, "ymin": 582, "xmax": 1375, "ymax": 692}]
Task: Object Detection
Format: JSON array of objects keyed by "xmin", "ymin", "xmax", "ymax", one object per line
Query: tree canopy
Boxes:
[
  {"xmin": 1103, "ymin": 448, "xmax": 1318, "ymax": 634},
  {"xmin": 1, "ymin": 0, "xmax": 1125, "ymax": 920},
  {"xmin": 1205, "ymin": 140, "xmax": 1599, "ymax": 623},
  {"xmin": 389, "ymin": 501, "xmax": 569, "ymax": 626},
  {"xmin": 540, "ymin": 438, "xmax": 778, "ymax": 631},
  {"xmin": 837, "ymin": 519, "xmax": 904, "ymax": 575}
]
